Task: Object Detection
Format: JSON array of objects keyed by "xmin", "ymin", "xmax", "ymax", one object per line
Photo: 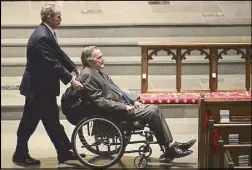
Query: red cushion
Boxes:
[
  {"xmin": 140, "ymin": 93, "xmax": 200, "ymax": 104},
  {"xmin": 204, "ymin": 91, "xmax": 251, "ymax": 101}
]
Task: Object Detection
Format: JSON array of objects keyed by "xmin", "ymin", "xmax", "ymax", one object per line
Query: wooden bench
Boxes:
[
  {"xmin": 224, "ymin": 148, "xmax": 252, "ymax": 169},
  {"xmin": 198, "ymin": 91, "xmax": 251, "ymax": 168},
  {"xmin": 138, "ymin": 41, "xmax": 251, "ymax": 93},
  {"xmin": 216, "ymin": 139, "xmax": 251, "ymax": 168},
  {"xmin": 206, "ymin": 120, "xmax": 251, "ymax": 168},
  {"xmin": 139, "ymin": 90, "xmax": 251, "ymax": 169}
]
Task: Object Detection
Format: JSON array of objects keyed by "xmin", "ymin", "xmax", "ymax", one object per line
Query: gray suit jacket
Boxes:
[{"xmin": 79, "ymin": 67, "xmax": 136, "ymax": 114}]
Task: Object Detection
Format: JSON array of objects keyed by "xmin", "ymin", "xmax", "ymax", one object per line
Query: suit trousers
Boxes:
[
  {"xmin": 15, "ymin": 95, "xmax": 72, "ymax": 157},
  {"xmin": 96, "ymin": 104, "xmax": 173, "ymax": 146},
  {"xmin": 130, "ymin": 104, "xmax": 173, "ymax": 146}
]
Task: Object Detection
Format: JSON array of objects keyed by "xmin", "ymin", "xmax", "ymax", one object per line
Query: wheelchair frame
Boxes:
[{"xmin": 71, "ymin": 114, "xmax": 166, "ymax": 169}]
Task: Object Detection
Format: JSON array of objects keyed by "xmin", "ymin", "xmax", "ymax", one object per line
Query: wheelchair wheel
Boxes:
[
  {"xmin": 76, "ymin": 119, "xmax": 132, "ymax": 157},
  {"xmin": 138, "ymin": 145, "xmax": 152, "ymax": 157},
  {"xmin": 77, "ymin": 128, "xmax": 123, "ymax": 156},
  {"xmin": 76, "ymin": 120, "xmax": 129, "ymax": 156},
  {"xmin": 134, "ymin": 155, "xmax": 148, "ymax": 169},
  {"xmin": 71, "ymin": 115, "xmax": 125, "ymax": 169}
]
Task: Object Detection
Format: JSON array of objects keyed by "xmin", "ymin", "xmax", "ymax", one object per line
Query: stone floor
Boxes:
[{"xmin": 1, "ymin": 118, "xmax": 198, "ymax": 168}]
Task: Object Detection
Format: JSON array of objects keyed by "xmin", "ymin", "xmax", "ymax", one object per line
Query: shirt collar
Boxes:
[
  {"xmin": 43, "ymin": 22, "xmax": 55, "ymax": 36},
  {"xmin": 93, "ymin": 68, "xmax": 103, "ymax": 75},
  {"xmin": 94, "ymin": 68, "xmax": 100, "ymax": 73}
]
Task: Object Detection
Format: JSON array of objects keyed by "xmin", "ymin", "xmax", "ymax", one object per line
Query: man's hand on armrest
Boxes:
[
  {"xmin": 126, "ymin": 105, "xmax": 135, "ymax": 114},
  {"xmin": 134, "ymin": 101, "xmax": 144, "ymax": 109}
]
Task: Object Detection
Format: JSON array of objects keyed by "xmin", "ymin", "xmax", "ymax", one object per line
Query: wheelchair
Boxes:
[
  {"xmin": 71, "ymin": 114, "xmax": 168, "ymax": 169},
  {"xmin": 61, "ymin": 87, "xmax": 170, "ymax": 169}
]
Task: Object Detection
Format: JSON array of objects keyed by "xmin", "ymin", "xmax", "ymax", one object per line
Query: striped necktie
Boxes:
[{"xmin": 53, "ymin": 31, "xmax": 58, "ymax": 44}]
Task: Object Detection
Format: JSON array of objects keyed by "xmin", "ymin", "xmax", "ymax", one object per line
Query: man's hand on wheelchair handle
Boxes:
[
  {"xmin": 70, "ymin": 77, "xmax": 84, "ymax": 91},
  {"xmin": 74, "ymin": 67, "xmax": 80, "ymax": 77},
  {"xmin": 126, "ymin": 105, "xmax": 135, "ymax": 114}
]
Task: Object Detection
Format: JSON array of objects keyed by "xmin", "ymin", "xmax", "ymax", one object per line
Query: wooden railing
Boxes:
[{"xmin": 139, "ymin": 41, "xmax": 251, "ymax": 93}]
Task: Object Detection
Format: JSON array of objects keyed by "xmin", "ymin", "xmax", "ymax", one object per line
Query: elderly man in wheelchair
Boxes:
[{"xmin": 61, "ymin": 46, "xmax": 196, "ymax": 169}]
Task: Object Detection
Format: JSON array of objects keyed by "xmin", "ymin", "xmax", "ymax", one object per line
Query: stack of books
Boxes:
[
  {"xmin": 228, "ymin": 134, "xmax": 239, "ymax": 144},
  {"xmin": 230, "ymin": 116, "xmax": 251, "ymax": 123},
  {"xmin": 220, "ymin": 110, "xmax": 230, "ymax": 123},
  {"xmin": 239, "ymin": 155, "xmax": 249, "ymax": 166}
]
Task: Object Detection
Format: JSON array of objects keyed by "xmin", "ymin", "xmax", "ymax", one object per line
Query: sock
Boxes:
[
  {"xmin": 169, "ymin": 141, "xmax": 175, "ymax": 147},
  {"xmin": 164, "ymin": 140, "xmax": 175, "ymax": 149}
]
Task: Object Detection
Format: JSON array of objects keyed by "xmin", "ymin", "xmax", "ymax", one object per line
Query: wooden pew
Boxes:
[
  {"xmin": 224, "ymin": 147, "xmax": 252, "ymax": 169},
  {"xmin": 138, "ymin": 41, "xmax": 251, "ymax": 93},
  {"xmin": 216, "ymin": 138, "xmax": 251, "ymax": 168},
  {"xmin": 198, "ymin": 91, "xmax": 251, "ymax": 168},
  {"xmin": 206, "ymin": 120, "xmax": 251, "ymax": 168}
]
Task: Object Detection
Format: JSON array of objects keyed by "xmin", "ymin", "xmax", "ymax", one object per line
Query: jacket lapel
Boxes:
[
  {"xmin": 40, "ymin": 22, "xmax": 58, "ymax": 45},
  {"xmin": 103, "ymin": 73, "xmax": 114, "ymax": 85},
  {"xmin": 91, "ymin": 69, "xmax": 122, "ymax": 95}
]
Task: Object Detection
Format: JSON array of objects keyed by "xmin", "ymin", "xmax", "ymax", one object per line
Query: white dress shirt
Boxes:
[{"xmin": 43, "ymin": 22, "xmax": 58, "ymax": 43}]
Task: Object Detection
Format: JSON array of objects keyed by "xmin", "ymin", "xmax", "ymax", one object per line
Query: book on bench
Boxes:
[
  {"xmin": 220, "ymin": 110, "xmax": 251, "ymax": 123},
  {"xmin": 220, "ymin": 110, "xmax": 230, "ymax": 123},
  {"xmin": 229, "ymin": 134, "xmax": 239, "ymax": 144},
  {"xmin": 239, "ymin": 155, "xmax": 249, "ymax": 166},
  {"xmin": 230, "ymin": 116, "xmax": 251, "ymax": 123}
]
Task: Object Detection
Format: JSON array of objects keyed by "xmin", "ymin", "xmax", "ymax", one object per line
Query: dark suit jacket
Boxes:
[
  {"xmin": 20, "ymin": 23, "xmax": 77, "ymax": 98},
  {"xmin": 78, "ymin": 67, "xmax": 136, "ymax": 115}
]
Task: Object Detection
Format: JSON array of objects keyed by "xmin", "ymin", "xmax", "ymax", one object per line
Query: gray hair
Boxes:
[
  {"xmin": 81, "ymin": 46, "xmax": 99, "ymax": 67},
  {"xmin": 40, "ymin": 4, "xmax": 60, "ymax": 22}
]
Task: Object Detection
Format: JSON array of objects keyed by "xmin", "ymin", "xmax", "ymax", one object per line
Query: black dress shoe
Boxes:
[
  {"xmin": 159, "ymin": 146, "xmax": 193, "ymax": 160},
  {"xmin": 174, "ymin": 139, "xmax": 196, "ymax": 151},
  {"xmin": 13, "ymin": 154, "xmax": 41, "ymax": 166},
  {"xmin": 58, "ymin": 151, "xmax": 86, "ymax": 164}
]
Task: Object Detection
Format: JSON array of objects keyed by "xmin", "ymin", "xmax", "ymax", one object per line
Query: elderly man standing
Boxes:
[
  {"xmin": 12, "ymin": 4, "xmax": 84, "ymax": 166},
  {"xmin": 77, "ymin": 46, "xmax": 196, "ymax": 161}
]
